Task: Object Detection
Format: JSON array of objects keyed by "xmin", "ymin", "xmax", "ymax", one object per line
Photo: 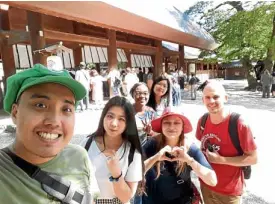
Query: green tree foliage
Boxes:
[
  {"xmin": 214, "ymin": 4, "xmax": 275, "ymax": 62},
  {"xmin": 185, "ymin": 1, "xmax": 275, "ymax": 87}
]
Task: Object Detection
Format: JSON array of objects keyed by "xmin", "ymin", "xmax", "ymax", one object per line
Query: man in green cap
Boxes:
[{"xmin": 0, "ymin": 64, "xmax": 98, "ymax": 204}]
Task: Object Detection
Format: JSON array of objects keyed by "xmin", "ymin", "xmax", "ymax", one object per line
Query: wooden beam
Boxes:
[
  {"xmin": 117, "ymin": 41, "xmax": 156, "ymax": 52},
  {"xmin": 0, "ymin": 30, "xmax": 30, "ymax": 45},
  {"xmin": 44, "ymin": 29, "xmax": 109, "ymax": 47},
  {"xmin": 0, "ymin": 29, "xmax": 157, "ymax": 54},
  {"xmin": 163, "ymin": 49, "xmax": 180, "ymax": 57}
]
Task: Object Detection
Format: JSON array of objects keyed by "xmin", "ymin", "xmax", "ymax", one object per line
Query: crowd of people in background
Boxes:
[{"xmin": 70, "ymin": 62, "xmax": 203, "ymax": 112}]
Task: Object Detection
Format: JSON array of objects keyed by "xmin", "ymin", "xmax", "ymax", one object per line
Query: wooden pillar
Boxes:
[
  {"xmin": 27, "ymin": 11, "xmax": 47, "ymax": 65},
  {"xmin": 73, "ymin": 23, "xmax": 83, "ymax": 67},
  {"xmin": 154, "ymin": 40, "xmax": 163, "ymax": 79},
  {"xmin": 124, "ymin": 49, "xmax": 131, "ymax": 67},
  {"xmin": 107, "ymin": 30, "xmax": 117, "ymax": 71},
  {"xmin": 73, "ymin": 46, "xmax": 82, "ymax": 67},
  {"xmin": 179, "ymin": 45, "xmax": 185, "ymax": 72},
  {"xmin": 200, "ymin": 63, "xmax": 204, "ymax": 70},
  {"xmin": 164, "ymin": 57, "xmax": 169, "ymax": 73},
  {"xmin": 0, "ymin": 10, "xmax": 16, "ymax": 104},
  {"xmin": 1, "ymin": 39, "xmax": 16, "ymax": 94}
]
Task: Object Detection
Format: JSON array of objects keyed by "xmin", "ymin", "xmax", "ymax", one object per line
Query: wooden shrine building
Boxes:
[{"xmin": 0, "ymin": 1, "xmax": 216, "ymax": 107}]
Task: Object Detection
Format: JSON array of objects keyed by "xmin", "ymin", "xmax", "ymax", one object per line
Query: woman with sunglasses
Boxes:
[{"xmin": 130, "ymin": 82, "xmax": 156, "ymax": 146}]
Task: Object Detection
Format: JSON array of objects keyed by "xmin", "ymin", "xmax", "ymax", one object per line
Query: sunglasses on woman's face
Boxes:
[{"xmin": 135, "ymin": 91, "xmax": 149, "ymax": 97}]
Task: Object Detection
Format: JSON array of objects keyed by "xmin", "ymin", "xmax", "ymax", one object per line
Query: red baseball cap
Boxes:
[{"xmin": 151, "ymin": 107, "xmax": 193, "ymax": 134}]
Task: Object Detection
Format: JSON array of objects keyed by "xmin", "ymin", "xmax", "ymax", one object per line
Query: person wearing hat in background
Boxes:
[
  {"xmin": 142, "ymin": 107, "xmax": 217, "ymax": 204},
  {"xmin": 75, "ymin": 62, "xmax": 91, "ymax": 111},
  {"xmin": 0, "ymin": 64, "xmax": 98, "ymax": 204}
]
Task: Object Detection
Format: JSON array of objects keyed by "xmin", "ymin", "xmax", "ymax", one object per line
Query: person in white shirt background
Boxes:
[
  {"xmin": 75, "ymin": 62, "xmax": 91, "ymax": 111},
  {"xmin": 90, "ymin": 69, "xmax": 105, "ymax": 109},
  {"xmin": 107, "ymin": 68, "xmax": 121, "ymax": 98}
]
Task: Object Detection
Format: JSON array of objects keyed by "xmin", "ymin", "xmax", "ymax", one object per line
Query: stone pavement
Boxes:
[{"xmin": 0, "ymin": 80, "xmax": 275, "ymax": 204}]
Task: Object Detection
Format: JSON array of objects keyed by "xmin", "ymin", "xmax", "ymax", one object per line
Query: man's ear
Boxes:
[
  {"xmin": 11, "ymin": 104, "xmax": 18, "ymax": 125},
  {"xmin": 202, "ymin": 96, "xmax": 205, "ymax": 104},
  {"xmin": 224, "ymin": 94, "xmax": 228, "ymax": 103}
]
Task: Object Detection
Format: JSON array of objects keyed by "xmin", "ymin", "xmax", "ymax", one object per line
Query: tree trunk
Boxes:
[
  {"xmin": 242, "ymin": 57, "xmax": 257, "ymax": 89},
  {"xmin": 264, "ymin": 15, "xmax": 275, "ymax": 72}
]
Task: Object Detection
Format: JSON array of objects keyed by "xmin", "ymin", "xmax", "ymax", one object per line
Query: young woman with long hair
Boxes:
[
  {"xmin": 147, "ymin": 76, "xmax": 172, "ymax": 117},
  {"xmin": 142, "ymin": 108, "xmax": 217, "ymax": 204},
  {"xmin": 81, "ymin": 96, "xmax": 145, "ymax": 204}
]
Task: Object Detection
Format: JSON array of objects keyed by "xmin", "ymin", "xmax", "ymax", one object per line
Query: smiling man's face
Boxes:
[
  {"xmin": 202, "ymin": 82, "xmax": 228, "ymax": 114},
  {"xmin": 11, "ymin": 83, "xmax": 76, "ymax": 164}
]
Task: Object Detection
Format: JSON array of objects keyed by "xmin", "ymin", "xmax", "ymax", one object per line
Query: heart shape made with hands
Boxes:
[{"xmin": 165, "ymin": 146, "xmax": 186, "ymax": 160}]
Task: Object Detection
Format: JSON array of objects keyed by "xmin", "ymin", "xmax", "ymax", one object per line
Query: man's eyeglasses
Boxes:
[{"xmin": 135, "ymin": 92, "xmax": 149, "ymax": 97}]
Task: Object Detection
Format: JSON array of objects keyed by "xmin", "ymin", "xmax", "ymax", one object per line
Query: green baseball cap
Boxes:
[{"xmin": 4, "ymin": 64, "xmax": 87, "ymax": 113}]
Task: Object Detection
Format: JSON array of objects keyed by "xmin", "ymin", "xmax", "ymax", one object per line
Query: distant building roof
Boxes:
[
  {"xmin": 221, "ymin": 60, "xmax": 243, "ymax": 69},
  {"xmin": 162, "ymin": 41, "xmax": 201, "ymax": 59}
]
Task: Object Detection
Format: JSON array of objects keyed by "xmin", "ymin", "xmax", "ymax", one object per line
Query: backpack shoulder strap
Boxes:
[
  {"xmin": 228, "ymin": 112, "xmax": 243, "ymax": 155},
  {"xmin": 128, "ymin": 143, "xmax": 135, "ymax": 167},
  {"xmin": 84, "ymin": 136, "xmax": 94, "ymax": 151},
  {"xmin": 200, "ymin": 113, "xmax": 209, "ymax": 134},
  {"xmin": 84, "ymin": 132, "xmax": 97, "ymax": 151}
]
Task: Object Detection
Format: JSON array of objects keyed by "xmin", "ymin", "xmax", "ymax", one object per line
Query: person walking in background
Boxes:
[
  {"xmin": 75, "ymin": 62, "xmax": 91, "ymax": 111},
  {"xmin": 124, "ymin": 67, "xmax": 139, "ymax": 97},
  {"xmin": 146, "ymin": 67, "xmax": 154, "ymax": 91},
  {"xmin": 271, "ymin": 71, "xmax": 275, "ymax": 97},
  {"xmin": 120, "ymin": 69, "xmax": 128, "ymax": 97},
  {"xmin": 90, "ymin": 69, "xmax": 105, "ymax": 109},
  {"xmin": 196, "ymin": 81, "xmax": 257, "ymax": 204},
  {"xmin": 188, "ymin": 73, "xmax": 200, "ymax": 100},
  {"xmin": 107, "ymin": 68, "xmax": 121, "ymax": 98},
  {"xmin": 260, "ymin": 69, "xmax": 273, "ymax": 98},
  {"xmin": 171, "ymin": 77, "xmax": 181, "ymax": 106},
  {"xmin": 138, "ymin": 68, "xmax": 144, "ymax": 83}
]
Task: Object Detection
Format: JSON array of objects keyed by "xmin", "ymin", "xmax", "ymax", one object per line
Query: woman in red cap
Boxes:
[{"xmin": 142, "ymin": 108, "xmax": 217, "ymax": 204}]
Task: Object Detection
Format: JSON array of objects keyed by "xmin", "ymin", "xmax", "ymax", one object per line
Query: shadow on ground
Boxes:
[
  {"xmin": 182, "ymin": 85, "xmax": 275, "ymax": 112},
  {"xmin": 243, "ymin": 192, "xmax": 275, "ymax": 204}
]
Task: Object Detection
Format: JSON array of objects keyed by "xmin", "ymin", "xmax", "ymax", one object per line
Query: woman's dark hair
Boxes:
[
  {"xmin": 130, "ymin": 82, "xmax": 148, "ymax": 98},
  {"xmin": 147, "ymin": 76, "xmax": 171, "ymax": 111},
  {"xmin": 90, "ymin": 96, "xmax": 145, "ymax": 194}
]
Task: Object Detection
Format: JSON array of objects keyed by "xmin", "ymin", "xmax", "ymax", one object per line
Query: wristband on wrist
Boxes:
[{"xmin": 109, "ymin": 172, "xmax": 122, "ymax": 182}]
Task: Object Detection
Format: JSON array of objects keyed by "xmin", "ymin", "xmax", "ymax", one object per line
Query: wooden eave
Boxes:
[{"xmin": 3, "ymin": 1, "xmax": 217, "ymax": 50}]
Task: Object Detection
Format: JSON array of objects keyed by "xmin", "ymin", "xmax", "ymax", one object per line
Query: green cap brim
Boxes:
[{"xmin": 16, "ymin": 76, "xmax": 87, "ymax": 102}]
